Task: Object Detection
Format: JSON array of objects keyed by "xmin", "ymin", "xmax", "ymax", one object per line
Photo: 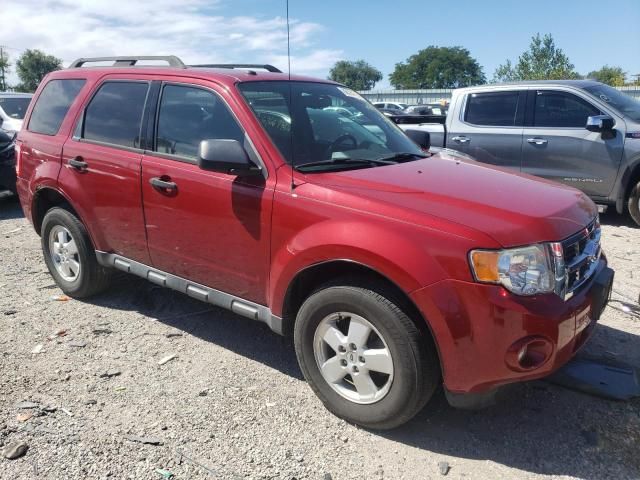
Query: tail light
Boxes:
[{"xmin": 15, "ymin": 142, "xmax": 22, "ymax": 177}]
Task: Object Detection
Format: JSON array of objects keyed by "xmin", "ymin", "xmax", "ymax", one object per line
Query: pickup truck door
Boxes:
[
  {"xmin": 521, "ymin": 89, "xmax": 625, "ymax": 198},
  {"xmin": 140, "ymin": 81, "xmax": 274, "ymax": 305},
  {"xmin": 447, "ymin": 90, "xmax": 526, "ymax": 170}
]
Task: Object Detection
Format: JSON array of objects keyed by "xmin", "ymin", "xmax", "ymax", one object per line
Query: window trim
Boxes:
[
  {"xmin": 528, "ymin": 89, "xmax": 603, "ymax": 130},
  {"xmin": 148, "ymin": 81, "xmax": 267, "ymax": 177},
  {"xmin": 460, "ymin": 90, "xmax": 526, "ymax": 128},
  {"xmin": 73, "ymin": 79, "xmax": 151, "ymax": 152},
  {"xmin": 27, "ymin": 78, "xmax": 87, "ymax": 137}
]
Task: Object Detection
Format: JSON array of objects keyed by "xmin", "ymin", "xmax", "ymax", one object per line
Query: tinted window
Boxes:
[
  {"xmin": 465, "ymin": 91, "xmax": 520, "ymax": 126},
  {"xmin": 534, "ymin": 91, "xmax": 600, "ymax": 128},
  {"xmin": 0, "ymin": 97, "xmax": 31, "ymax": 119},
  {"xmin": 155, "ymin": 85, "xmax": 243, "ymax": 159},
  {"xmin": 83, "ymin": 82, "xmax": 148, "ymax": 148},
  {"xmin": 28, "ymin": 79, "xmax": 85, "ymax": 135}
]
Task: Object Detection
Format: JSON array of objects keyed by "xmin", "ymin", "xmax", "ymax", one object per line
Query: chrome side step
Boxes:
[{"xmin": 95, "ymin": 251, "xmax": 284, "ymax": 335}]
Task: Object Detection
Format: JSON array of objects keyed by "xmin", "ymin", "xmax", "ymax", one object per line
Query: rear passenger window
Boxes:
[
  {"xmin": 28, "ymin": 79, "xmax": 86, "ymax": 135},
  {"xmin": 465, "ymin": 92, "xmax": 520, "ymax": 126},
  {"xmin": 533, "ymin": 91, "xmax": 600, "ymax": 128},
  {"xmin": 155, "ymin": 84, "xmax": 243, "ymax": 159},
  {"xmin": 83, "ymin": 82, "xmax": 149, "ymax": 148}
]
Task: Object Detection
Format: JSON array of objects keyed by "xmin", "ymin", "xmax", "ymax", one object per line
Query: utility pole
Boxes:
[{"xmin": 0, "ymin": 46, "xmax": 7, "ymax": 91}]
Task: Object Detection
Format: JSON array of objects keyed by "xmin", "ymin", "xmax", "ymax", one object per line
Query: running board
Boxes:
[{"xmin": 95, "ymin": 252, "xmax": 284, "ymax": 335}]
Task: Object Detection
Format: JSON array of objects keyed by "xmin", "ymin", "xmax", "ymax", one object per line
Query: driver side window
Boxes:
[{"xmin": 155, "ymin": 84, "xmax": 243, "ymax": 159}]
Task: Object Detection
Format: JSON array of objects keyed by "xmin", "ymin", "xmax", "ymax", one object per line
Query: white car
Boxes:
[
  {"xmin": 0, "ymin": 93, "xmax": 33, "ymax": 134},
  {"xmin": 372, "ymin": 102, "xmax": 408, "ymax": 111}
]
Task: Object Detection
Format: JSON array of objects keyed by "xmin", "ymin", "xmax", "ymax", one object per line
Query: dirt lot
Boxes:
[{"xmin": 1, "ymin": 194, "xmax": 639, "ymax": 480}]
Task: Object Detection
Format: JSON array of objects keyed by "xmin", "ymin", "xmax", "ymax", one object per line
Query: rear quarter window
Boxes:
[{"xmin": 28, "ymin": 79, "xmax": 86, "ymax": 135}]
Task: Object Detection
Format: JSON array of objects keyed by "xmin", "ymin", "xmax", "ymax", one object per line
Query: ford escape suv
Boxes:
[{"xmin": 16, "ymin": 56, "xmax": 614, "ymax": 429}]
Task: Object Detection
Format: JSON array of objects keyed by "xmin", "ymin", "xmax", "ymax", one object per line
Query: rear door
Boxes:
[
  {"xmin": 141, "ymin": 81, "xmax": 274, "ymax": 304},
  {"xmin": 447, "ymin": 89, "xmax": 526, "ymax": 169},
  {"xmin": 59, "ymin": 76, "xmax": 151, "ymax": 263},
  {"xmin": 521, "ymin": 89, "xmax": 625, "ymax": 198}
]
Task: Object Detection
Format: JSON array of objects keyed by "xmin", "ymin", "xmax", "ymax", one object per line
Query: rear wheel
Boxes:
[
  {"xmin": 294, "ymin": 282, "xmax": 439, "ymax": 430},
  {"xmin": 41, "ymin": 207, "xmax": 112, "ymax": 298},
  {"xmin": 628, "ymin": 180, "xmax": 640, "ymax": 227}
]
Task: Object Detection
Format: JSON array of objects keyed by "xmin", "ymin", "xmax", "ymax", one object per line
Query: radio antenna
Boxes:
[{"xmin": 286, "ymin": 0, "xmax": 296, "ymax": 191}]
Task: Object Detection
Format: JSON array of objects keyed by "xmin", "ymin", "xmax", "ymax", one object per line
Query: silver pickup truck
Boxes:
[{"xmin": 400, "ymin": 80, "xmax": 640, "ymax": 226}]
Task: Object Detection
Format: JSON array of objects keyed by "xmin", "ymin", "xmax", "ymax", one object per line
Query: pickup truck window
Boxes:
[
  {"xmin": 465, "ymin": 91, "xmax": 520, "ymax": 126},
  {"xmin": 155, "ymin": 84, "xmax": 243, "ymax": 159},
  {"xmin": 83, "ymin": 82, "xmax": 149, "ymax": 148},
  {"xmin": 238, "ymin": 81, "xmax": 423, "ymax": 170},
  {"xmin": 533, "ymin": 91, "xmax": 600, "ymax": 128},
  {"xmin": 584, "ymin": 84, "xmax": 640, "ymax": 123},
  {"xmin": 28, "ymin": 79, "xmax": 86, "ymax": 136}
]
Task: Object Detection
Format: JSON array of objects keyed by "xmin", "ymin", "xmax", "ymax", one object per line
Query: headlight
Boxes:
[{"xmin": 469, "ymin": 244, "xmax": 555, "ymax": 296}]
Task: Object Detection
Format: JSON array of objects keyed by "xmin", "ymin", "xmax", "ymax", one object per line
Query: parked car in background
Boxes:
[
  {"xmin": 0, "ymin": 92, "xmax": 34, "ymax": 134},
  {"xmin": 401, "ymin": 80, "xmax": 640, "ymax": 226},
  {"xmin": 16, "ymin": 57, "xmax": 613, "ymax": 429},
  {"xmin": 0, "ymin": 129, "xmax": 17, "ymax": 194},
  {"xmin": 372, "ymin": 101, "xmax": 408, "ymax": 111},
  {"xmin": 406, "ymin": 102, "xmax": 449, "ymax": 116}
]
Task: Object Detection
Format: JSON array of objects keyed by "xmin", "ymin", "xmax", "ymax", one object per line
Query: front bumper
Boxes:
[
  {"xmin": 410, "ymin": 257, "xmax": 612, "ymax": 394},
  {"xmin": 0, "ymin": 158, "xmax": 16, "ymax": 193}
]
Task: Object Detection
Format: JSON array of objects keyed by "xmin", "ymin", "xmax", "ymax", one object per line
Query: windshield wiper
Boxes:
[
  {"xmin": 295, "ymin": 157, "xmax": 396, "ymax": 172},
  {"xmin": 375, "ymin": 152, "xmax": 428, "ymax": 163}
]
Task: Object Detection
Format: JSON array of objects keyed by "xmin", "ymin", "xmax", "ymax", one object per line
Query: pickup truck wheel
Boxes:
[
  {"xmin": 628, "ymin": 181, "xmax": 640, "ymax": 227},
  {"xmin": 294, "ymin": 283, "xmax": 439, "ymax": 430},
  {"xmin": 41, "ymin": 207, "xmax": 112, "ymax": 298}
]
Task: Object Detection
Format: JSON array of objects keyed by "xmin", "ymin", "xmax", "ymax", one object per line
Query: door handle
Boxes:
[
  {"xmin": 68, "ymin": 156, "xmax": 88, "ymax": 171},
  {"xmin": 527, "ymin": 138, "xmax": 548, "ymax": 145},
  {"xmin": 451, "ymin": 136, "xmax": 470, "ymax": 144},
  {"xmin": 150, "ymin": 176, "xmax": 178, "ymax": 193}
]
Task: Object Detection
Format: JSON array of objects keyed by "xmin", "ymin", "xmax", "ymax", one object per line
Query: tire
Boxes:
[
  {"xmin": 294, "ymin": 281, "xmax": 440, "ymax": 430},
  {"xmin": 628, "ymin": 180, "xmax": 640, "ymax": 227},
  {"xmin": 41, "ymin": 207, "xmax": 112, "ymax": 298}
]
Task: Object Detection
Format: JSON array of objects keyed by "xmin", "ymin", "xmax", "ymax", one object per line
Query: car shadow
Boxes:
[
  {"xmin": 87, "ymin": 276, "xmax": 640, "ymax": 479},
  {"xmin": 599, "ymin": 208, "xmax": 638, "ymax": 228}
]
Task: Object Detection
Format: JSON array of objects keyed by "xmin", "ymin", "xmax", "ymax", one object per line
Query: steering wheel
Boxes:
[{"xmin": 325, "ymin": 133, "xmax": 358, "ymax": 158}]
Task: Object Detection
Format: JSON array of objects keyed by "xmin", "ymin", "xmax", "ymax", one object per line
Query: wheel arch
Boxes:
[
  {"xmin": 32, "ymin": 187, "xmax": 84, "ymax": 237},
  {"xmin": 616, "ymin": 156, "xmax": 640, "ymax": 214},
  {"xmin": 280, "ymin": 259, "xmax": 443, "ymax": 375}
]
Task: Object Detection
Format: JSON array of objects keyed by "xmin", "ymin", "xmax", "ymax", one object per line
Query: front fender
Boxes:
[{"xmin": 269, "ymin": 219, "xmax": 454, "ymax": 317}]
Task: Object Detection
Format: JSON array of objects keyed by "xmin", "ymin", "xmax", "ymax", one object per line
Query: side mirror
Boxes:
[
  {"xmin": 198, "ymin": 139, "xmax": 261, "ymax": 176},
  {"xmin": 586, "ymin": 115, "xmax": 614, "ymax": 132},
  {"xmin": 404, "ymin": 129, "xmax": 431, "ymax": 150}
]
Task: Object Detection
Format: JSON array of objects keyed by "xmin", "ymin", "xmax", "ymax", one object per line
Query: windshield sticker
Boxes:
[{"xmin": 337, "ymin": 87, "xmax": 362, "ymax": 99}]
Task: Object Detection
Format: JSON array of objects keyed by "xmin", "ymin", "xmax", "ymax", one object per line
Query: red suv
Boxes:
[{"xmin": 16, "ymin": 56, "xmax": 614, "ymax": 429}]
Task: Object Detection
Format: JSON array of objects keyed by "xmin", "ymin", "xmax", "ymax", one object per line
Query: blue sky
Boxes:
[{"xmin": 2, "ymin": 0, "xmax": 639, "ymax": 88}]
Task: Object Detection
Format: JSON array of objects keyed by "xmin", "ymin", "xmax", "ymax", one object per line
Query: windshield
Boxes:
[
  {"xmin": 237, "ymin": 81, "xmax": 424, "ymax": 171},
  {"xmin": 0, "ymin": 97, "xmax": 31, "ymax": 119},
  {"xmin": 583, "ymin": 84, "xmax": 640, "ymax": 123}
]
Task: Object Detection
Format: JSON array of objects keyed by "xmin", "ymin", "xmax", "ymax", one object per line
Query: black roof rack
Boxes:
[
  {"xmin": 68, "ymin": 56, "xmax": 186, "ymax": 69},
  {"xmin": 190, "ymin": 64, "xmax": 282, "ymax": 73}
]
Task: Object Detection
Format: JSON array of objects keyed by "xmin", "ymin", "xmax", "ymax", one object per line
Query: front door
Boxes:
[
  {"xmin": 141, "ymin": 82, "xmax": 273, "ymax": 304},
  {"xmin": 521, "ymin": 89, "xmax": 625, "ymax": 198},
  {"xmin": 448, "ymin": 90, "xmax": 525, "ymax": 169}
]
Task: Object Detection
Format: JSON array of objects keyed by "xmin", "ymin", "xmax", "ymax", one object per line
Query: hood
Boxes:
[{"xmin": 306, "ymin": 151, "xmax": 596, "ymax": 247}]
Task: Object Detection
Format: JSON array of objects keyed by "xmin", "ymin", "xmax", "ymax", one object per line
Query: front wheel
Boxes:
[
  {"xmin": 41, "ymin": 207, "xmax": 112, "ymax": 298},
  {"xmin": 628, "ymin": 180, "xmax": 640, "ymax": 227},
  {"xmin": 294, "ymin": 282, "xmax": 440, "ymax": 430}
]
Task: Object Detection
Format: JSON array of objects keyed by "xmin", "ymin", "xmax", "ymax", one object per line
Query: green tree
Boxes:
[
  {"xmin": 16, "ymin": 49, "xmax": 62, "ymax": 92},
  {"xmin": 493, "ymin": 33, "xmax": 580, "ymax": 82},
  {"xmin": 586, "ymin": 65, "xmax": 626, "ymax": 86},
  {"xmin": 328, "ymin": 60, "xmax": 383, "ymax": 91},
  {"xmin": 0, "ymin": 49, "xmax": 10, "ymax": 91},
  {"xmin": 389, "ymin": 46, "xmax": 485, "ymax": 89}
]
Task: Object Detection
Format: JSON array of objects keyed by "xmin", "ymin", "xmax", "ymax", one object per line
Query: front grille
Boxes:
[{"xmin": 560, "ymin": 219, "xmax": 601, "ymax": 299}]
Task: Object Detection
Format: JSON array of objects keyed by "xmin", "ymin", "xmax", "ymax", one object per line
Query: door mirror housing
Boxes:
[
  {"xmin": 198, "ymin": 139, "xmax": 262, "ymax": 176},
  {"xmin": 586, "ymin": 115, "xmax": 614, "ymax": 132},
  {"xmin": 404, "ymin": 129, "xmax": 431, "ymax": 150}
]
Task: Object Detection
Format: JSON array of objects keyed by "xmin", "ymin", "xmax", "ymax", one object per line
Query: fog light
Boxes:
[{"xmin": 506, "ymin": 336, "xmax": 553, "ymax": 372}]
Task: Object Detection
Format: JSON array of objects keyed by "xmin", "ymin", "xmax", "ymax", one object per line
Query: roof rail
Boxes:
[
  {"xmin": 68, "ymin": 56, "xmax": 186, "ymax": 69},
  {"xmin": 190, "ymin": 64, "xmax": 282, "ymax": 73}
]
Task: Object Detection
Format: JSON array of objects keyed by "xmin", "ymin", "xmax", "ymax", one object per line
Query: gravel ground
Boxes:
[{"xmin": 1, "ymin": 194, "xmax": 639, "ymax": 480}]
